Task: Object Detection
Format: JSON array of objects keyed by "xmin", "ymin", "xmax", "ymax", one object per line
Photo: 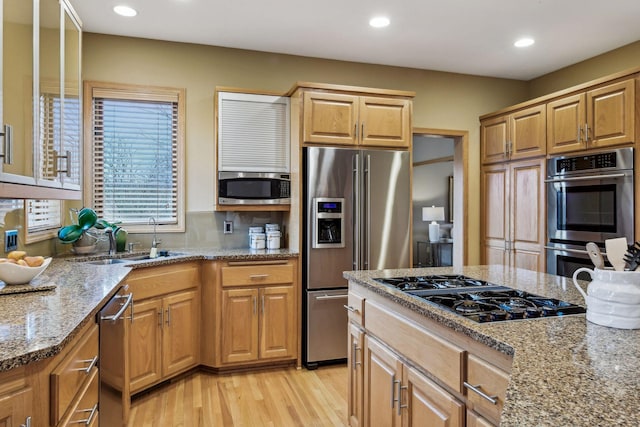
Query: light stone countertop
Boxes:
[
  {"xmin": 344, "ymin": 265, "xmax": 640, "ymax": 427},
  {"xmin": 0, "ymin": 247, "xmax": 298, "ymax": 372}
]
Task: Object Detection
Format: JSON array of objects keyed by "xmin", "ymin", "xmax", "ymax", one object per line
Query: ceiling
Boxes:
[{"xmin": 69, "ymin": 0, "xmax": 640, "ymax": 81}]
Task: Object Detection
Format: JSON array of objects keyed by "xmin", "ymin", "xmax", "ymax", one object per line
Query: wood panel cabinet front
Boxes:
[
  {"xmin": 481, "ymin": 158, "xmax": 545, "ymax": 272},
  {"xmin": 363, "ymin": 335, "xmax": 463, "ymax": 427},
  {"xmin": 216, "ymin": 259, "xmax": 298, "ymax": 368},
  {"xmin": 128, "ymin": 263, "xmax": 201, "ymax": 394},
  {"xmin": 465, "ymin": 354, "xmax": 509, "ymax": 425},
  {"xmin": 302, "ymin": 91, "xmax": 411, "ymax": 148},
  {"xmin": 0, "ymin": 386, "xmax": 32, "ymax": 427},
  {"xmin": 130, "ymin": 298, "xmax": 163, "ymax": 393},
  {"xmin": 348, "ymin": 323, "xmax": 364, "ymax": 427},
  {"xmin": 547, "ymin": 78, "xmax": 635, "ymax": 154},
  {"xmin": 163, "ymin": 289, "xmax": 200, "ymax": 376},
  {"xmin": 481, "ymin": 104, "xmax": 546, "ymax": 165}
]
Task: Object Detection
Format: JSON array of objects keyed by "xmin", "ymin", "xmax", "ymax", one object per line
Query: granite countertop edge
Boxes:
[
  {"xmin": 344, "ymin": 265, "xmax": 640, "ymax": 426},
  {"xmin": 0, "ymin": 248, "xmax": 298, "ymax": 371}
]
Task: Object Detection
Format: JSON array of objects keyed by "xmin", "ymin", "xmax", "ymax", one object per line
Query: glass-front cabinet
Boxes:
[
  {"xmin": 1, "ymin": 0, "xmax": 36, "ymax": 184},
  {"xmin": 0, "ymin": 0, "xmax": 81, "ymax": 198}
]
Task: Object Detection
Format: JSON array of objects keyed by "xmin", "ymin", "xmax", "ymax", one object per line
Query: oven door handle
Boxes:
[
  {"xmin": 544, "ymin": 246, "xmax": 608, "ymax": 257},
  {"xmin": 544, "ymin": 172, "xmax": 627, "ymax": 183}
]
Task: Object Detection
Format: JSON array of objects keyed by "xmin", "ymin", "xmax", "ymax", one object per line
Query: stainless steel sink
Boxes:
[
  {"xmin": 86, "ymin": 258, "xmax": 129, "ymax": 265},
  {"xmin": 83, "ymin": 252, "xmax": 187, "ymax": 265}
]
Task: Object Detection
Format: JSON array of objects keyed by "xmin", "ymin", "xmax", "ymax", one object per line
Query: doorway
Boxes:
[{"xmin": 412, "ymin": 128, "xmax": 468, "ymax": 267}]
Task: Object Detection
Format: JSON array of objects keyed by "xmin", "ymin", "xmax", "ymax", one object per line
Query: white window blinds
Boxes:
[
  {"xmin": 90, "ymin": 92, "xmax": 180, "ymax": 226},
  {"xmin": 218, "ymin": 92, "xmax": 290, "ymax": 172},
  {"xmin": 26, "ymin": 200, "xmax": 61, "ymax": 234}
]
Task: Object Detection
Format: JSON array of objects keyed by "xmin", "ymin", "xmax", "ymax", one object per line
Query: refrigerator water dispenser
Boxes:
[{"xmin": 313, "ymin": 198, "xmax": 345, "ymax": 248}]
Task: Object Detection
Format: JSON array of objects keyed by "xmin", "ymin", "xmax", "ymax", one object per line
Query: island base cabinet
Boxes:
[
  {"xmin": 363, "ymin": 335, "xmax": 464, "ymax": 427},
  {"xmin": 467, "ymin": 410, "xmax": 495, "ymax": 427},
  {"xmin": 348, "ymin": 322, "xmax": 364, "ymax": 427},
  {"xmin": 0, "ymin": 386, "xmax": 32, "ymax": 427}
]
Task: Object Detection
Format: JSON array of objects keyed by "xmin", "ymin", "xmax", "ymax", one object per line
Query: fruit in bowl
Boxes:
[{"xmin": 0, "ymin": 251, "xmax": 52, "ymax": 285}]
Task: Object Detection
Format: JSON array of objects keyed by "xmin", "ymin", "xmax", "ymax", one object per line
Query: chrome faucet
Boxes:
[
  {"xmin": 148, "ymin": 217, "xmax": 160, "ymax": 257},
  {"xmin": 105, "ymin": 227, "xmax": 121, "ymax": 256}
]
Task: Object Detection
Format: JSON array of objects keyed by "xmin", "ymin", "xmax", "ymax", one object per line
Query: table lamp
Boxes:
[{"xmin": 422, "ymin": 206, "xmax": 445, "ymax": 242}]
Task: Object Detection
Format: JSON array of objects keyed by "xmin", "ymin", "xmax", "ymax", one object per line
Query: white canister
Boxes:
[
  {"xmin": 266, "ymin": 230, "xmax": 281, "ymax": 249},
  {"xmin": 265, "ymin": 223, "xmax": 280, "ymax": 232},
  {"xmin": 248, "ymin": 226, "xmax": 264, "ymax": 245},
  {"xmin": 250, "ymin": 233, "xmax": 266, "ymax": 250}
]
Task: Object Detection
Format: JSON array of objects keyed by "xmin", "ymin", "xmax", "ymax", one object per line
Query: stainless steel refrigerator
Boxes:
[{"xmin": 303, "ymin": 146, "xmax": 411, "ymax": 368}]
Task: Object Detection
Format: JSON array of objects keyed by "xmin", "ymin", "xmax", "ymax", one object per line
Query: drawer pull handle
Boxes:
[
  {"xmin": 73, "ymin": 403, "xmax": 98, "ymax": 425},
  {"xmin": 343, "ymin": 304, "xmax": 359, "ymax": 313},
  {"xmin": 464, "ymin": 382, "xmax": 498, "ymax": 405},
  {"xmin": 75, "ymin": 356, "xmax": 98, "ymax": 374},
  {"xmin": 228, "ymin": 260, "xmax": 288, "ymax": 266},
  {"xmin": 249, "ymin": 274, "xmax": 269, "ymax": 280}
]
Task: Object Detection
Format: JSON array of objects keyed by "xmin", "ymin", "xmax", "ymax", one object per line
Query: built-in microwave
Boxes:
[{"xmin": 218, "ymin": 171, "xmax": 290, "ymax": 205}]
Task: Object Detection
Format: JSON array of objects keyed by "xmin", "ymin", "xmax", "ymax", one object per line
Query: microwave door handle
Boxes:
[{"xmin": 544, "ymin": 173, "xmax": 627, "ymax": 183}]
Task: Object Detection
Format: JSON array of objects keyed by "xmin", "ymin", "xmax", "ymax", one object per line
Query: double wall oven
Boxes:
[{"xmin": 546, "ymin": 148, "xmax": 634, "ymax": 279}]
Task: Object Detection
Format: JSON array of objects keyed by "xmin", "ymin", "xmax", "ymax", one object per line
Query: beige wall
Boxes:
[
  {"xmin": 528, "ymin": 40, "xmax": 640, "ymax": 98},
  {"xmin": 83, "ymin": 33, "xmax": 530, "ymax": 264}
]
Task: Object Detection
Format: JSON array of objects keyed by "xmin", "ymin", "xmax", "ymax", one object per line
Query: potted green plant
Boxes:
[{"xmin": 58, "ymin": 208, "xmax": 127, "ymax": 253}]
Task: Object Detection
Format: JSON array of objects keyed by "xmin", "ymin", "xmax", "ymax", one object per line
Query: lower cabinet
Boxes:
[
  {"xmin": 127, "ymin": 263, "xmax": 200, "ymax": 394},
  {"xmin": 348, "ymin": 322, "xmax": 364, "ymax": 427},
  {"xmin": 216, "ymin": 259, "xmax": 297, "ymax": 367},
  {"xmin": 349, "ymin": 284, "xmax": 512, "ymax": 427},
  {"xmin": 364, "ymin": 335, "xmax": 464, "ymax": 427},
  {"xmin": 50, "ymin": 323, "xmax": 99, "ymax": 426},
  {"xmin": 0, "ymin": 385, "xmax": 33, "ymax": 427},
  {"xmin": 130, "ymin": 289, "xmax": 199, "ymax": 393}
]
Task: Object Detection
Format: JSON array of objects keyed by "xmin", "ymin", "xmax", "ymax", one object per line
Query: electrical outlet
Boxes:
[
  {"xmin": 223, "ymin": 221, "xmax": 233, "ymax": 234},
  {"xmin": 4, "ymin": 230, "xmax": 18, "ymax": 252}
]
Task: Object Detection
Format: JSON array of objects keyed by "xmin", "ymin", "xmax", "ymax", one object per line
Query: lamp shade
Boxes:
[{"xmin": 422, "ymin": 206, "xmax": 445, "ymax": 222}]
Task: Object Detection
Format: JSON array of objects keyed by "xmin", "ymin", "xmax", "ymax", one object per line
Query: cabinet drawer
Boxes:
[
  {"xmin": 346, "ymin": 291, "xmax": 364, "ymax": 325},
  {"xmin": 221, "ymin": 262, "xmax": 294, "ymax": 287},
  {"xmin": 365, "ymin": 300, "xmax": 463, "ymax": 392},
  {"xmin": 127, "ymin": 262, "xmax": 200, "ymax": 300},
  {"xmin": 465, "ymin": 353, "xmax": 509, "ymax": 425},
  {"xmin": 59, "ymin": 368, "xmax": 99, "ymax": 427},
  {"xmin": 50, "ymin": 323, "xmax": 99, "ymax": 425}
]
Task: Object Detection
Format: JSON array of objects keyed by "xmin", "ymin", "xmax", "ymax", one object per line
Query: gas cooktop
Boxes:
[{"xmin": 374, "ymin": 275, "xmax": 586, "ymax": 323}]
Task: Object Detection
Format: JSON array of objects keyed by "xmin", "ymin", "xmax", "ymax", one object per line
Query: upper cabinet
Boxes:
[
  {"xmin": 0, "ymin": 0, "xmax": 82, "ymax": 199},
  {"xmin": 547, "ymin": 78, "xmax": 635, "ymax": 154},
  {"xmin": 292, "ymin": 83, "xmax": 414, "ymax": 149},
  {"xmin": 1, "ymin": 0, "xmax": 36, "ymax": 184},
  {"xmin": 481, "ymin": 104, "xmax": 546, "ymax": 164}
]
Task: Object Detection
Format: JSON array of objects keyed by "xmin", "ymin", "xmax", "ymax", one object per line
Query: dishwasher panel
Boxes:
[{"xmin": 305, "ymin": 289, "xmax": 348, "ymax": 367}]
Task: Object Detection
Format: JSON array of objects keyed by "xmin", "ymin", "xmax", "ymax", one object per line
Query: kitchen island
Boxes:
[{"xmin": 345, "ymin": 265, "xmax": 640, "ymax": 426}]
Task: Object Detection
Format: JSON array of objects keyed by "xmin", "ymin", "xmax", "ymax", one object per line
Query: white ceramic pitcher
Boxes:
[{"xmin": 572, "ymin": 267, "xmax": 640, "ymax": 329}]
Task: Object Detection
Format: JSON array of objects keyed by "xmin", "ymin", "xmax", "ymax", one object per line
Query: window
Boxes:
[
  {"xmin": 25, "ymin": 200, "xmax": 62, "ymax": 243},
  {"xmin": 84, "ymin": 82, "xmax": 185, "ymax": 233}
]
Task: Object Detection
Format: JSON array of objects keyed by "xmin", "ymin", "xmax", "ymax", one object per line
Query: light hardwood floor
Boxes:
[{"xmin": 127, "ymin": 364, "xmax": 349, "ymax": 426}]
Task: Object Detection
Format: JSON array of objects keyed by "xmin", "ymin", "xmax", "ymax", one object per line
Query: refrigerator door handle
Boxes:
[
  {"xmin": 353, "ymin": 153, "xmax": 360, "ymax": 270},
  {"xmin": 364, "ymin": 154, "xmax": 371, "ymax": 269}
]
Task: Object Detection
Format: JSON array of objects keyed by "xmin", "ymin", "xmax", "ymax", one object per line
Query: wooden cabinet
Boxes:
[
  {"xmin": 464, "ymin": 354, "xmax": 509, "ymax": 426},
  {"xmin": 347, "ymin": 282, "xmax": 513, "ymax": 427},
  {"xmin": 50, "ymin": 323, "xmax": 99, "ymax": 426},
  {"xmin": 481, "ymin": 157, "xmax": 546, "ymax": 272},
  {"xmin": 296, "ymin": 85, "xmax": 413, "ymax": 149},
  {"xmin": 127, "ymin": 263, "xmax": 200, "ymax": 394},
  {"xmin": 0, "ymin": 386, "xmax": 33, "ymax": 427},
  {"xmin": 348, "ymin": 322, "xmax": 364, "ymax": 427},
  {"xmin": 215, "ymin": 259, "xmax": 297, "ymax": 368},
  {"xmin": 363, "ymin": 335, "xmax": 464, "ymax": 427},
  {"xmin": 481, "ymin": 104, "xmax": 546, "ymax": 164},
  {"xmin": 547, "ymin": 78, "xmax": 635, "ymax": 154},
  {"xmin": 0, "ymin": 0, "xmax": 82, "ymax": 199}
]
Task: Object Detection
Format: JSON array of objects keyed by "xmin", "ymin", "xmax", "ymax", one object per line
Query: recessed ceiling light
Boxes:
[
  {"xmin": 514, "ymin": 38, "xmax": 535, "ymax": 48},
  {"xmin": 113, "ymin": 5, "xmax": 138, "ymax": 17},
  {"xmin": 369, "ymin": 16, "xmax": 390, "ymax": 28}
]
